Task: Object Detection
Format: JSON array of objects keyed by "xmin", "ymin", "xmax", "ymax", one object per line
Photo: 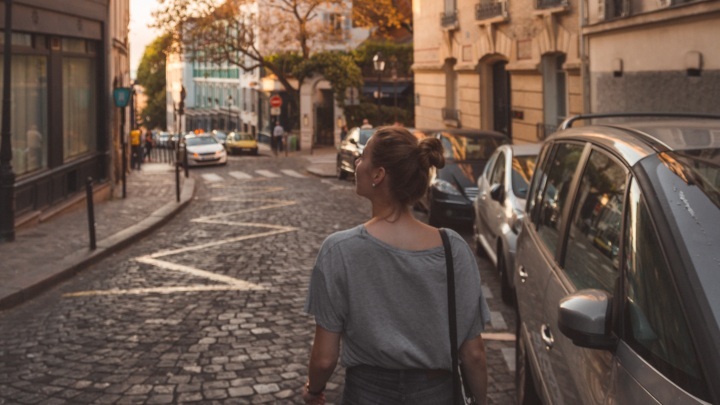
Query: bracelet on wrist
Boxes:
[{"xmin": 305, "ymin": 381, "xmax": 326, "ymax": 396}]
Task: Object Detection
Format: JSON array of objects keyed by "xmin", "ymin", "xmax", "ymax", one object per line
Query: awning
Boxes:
[{"xmin": 362, "ymin": 83, "xmax": 410, "ymax": 97}]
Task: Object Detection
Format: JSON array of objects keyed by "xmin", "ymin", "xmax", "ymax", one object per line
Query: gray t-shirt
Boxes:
[{"xmin": 305, "ymin": 225, "xmax": 491, "ymax": 370}]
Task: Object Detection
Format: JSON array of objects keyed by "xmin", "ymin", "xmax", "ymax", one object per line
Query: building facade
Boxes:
[
  {"xmin": 413, "ymin": 0, "xmax": 719, "ymax": 145},
  {"xmin": 0, "ymin": 0, "xmax": 129, "ymax": 228}
]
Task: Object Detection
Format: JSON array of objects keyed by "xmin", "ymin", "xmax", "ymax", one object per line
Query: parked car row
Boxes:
[{"xmin": 335, "ymin": 115, "xmax": 720, "ymax": 404}]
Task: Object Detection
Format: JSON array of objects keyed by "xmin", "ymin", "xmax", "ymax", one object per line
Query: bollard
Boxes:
[
  {"xmin": 175, "ymin": 161, "xmax": 180, "ymax": 203},
  {"xmin": 85, "ymin": 177, "xmax": 97, "ymax": 250},
  {"xmin": 183, "ymin": 143, "xmax": 189, "ymax": 178}
]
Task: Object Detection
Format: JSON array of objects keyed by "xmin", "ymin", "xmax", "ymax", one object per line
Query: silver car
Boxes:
[
  {"xmin": 515, "ymin": 114, "xmax": 720, "ymax": 405},
  {"xmin": 473, "ymin": 144, "xmax": 540, "ymax": 305}
]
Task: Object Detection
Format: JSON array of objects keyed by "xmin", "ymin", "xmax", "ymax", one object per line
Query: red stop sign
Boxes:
[{"xmin": 270, "ymin": 95, "xmax": 282, "ymax": 108}]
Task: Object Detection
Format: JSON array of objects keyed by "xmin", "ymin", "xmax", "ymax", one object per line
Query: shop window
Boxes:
[{"xmin": 63, "ymin": 57, "xmax": 97, "ymax": 160}]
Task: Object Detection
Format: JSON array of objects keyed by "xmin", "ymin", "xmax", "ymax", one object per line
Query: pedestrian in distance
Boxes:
[
  {"xmin": 144, "ymin": 130, "xmax": 154, "ymax": 162},
  {"xmin": 302, "ymin": 126, "xmax": 491, "ymax": 405},
  {"xmin": 273, "ymin": 121, "xmax": 284, "ymax": 155},
  {"xmin": 130, "ymin": 128, "xmax": 142, "ymax": 170},
  {"xmin": 360, "ymin": 118, "xmax": 373, "ymax": 129},
  {"xmin": 339, "ymin": 125, "xmax": 348, "ymax": 142}
]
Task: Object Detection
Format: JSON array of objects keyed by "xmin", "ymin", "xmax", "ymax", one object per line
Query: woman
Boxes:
[
  {"xmin": 303, "ymin": 126, "xmax": 491, "ymax": 405},
  {"xmin": 144, "ymin": 130, "xmax": 154, "ymax": 162}
]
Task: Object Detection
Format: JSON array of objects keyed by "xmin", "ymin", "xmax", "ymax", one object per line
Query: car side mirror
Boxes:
[
  {"xmin": 490, "ymin": 183, "xmax": 505, "ymax": 203},
  {"xmin": 558, "ymin": 289, "xmax": 617, "ymax": 350}
]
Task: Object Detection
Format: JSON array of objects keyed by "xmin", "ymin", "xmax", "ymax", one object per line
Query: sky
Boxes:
[{"xmin": 129, "ymin": 0, "xmax": 161, "ymax": 79}]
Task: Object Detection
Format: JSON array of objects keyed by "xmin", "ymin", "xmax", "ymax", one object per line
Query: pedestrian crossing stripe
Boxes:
[
  {"xmin": 254, "ymin": 169, "xmax": 280, "ymax": 178},
  {"xmin": 229, "ymin": 171, "xmax": 252, "ymax": 180},
  {"xmin": 200, "ymin": 173, "xmax": 224, "ymax": 182},
  {"xmin": 281, "ymin": 169, "xmax": 306, "ymax": 178}
]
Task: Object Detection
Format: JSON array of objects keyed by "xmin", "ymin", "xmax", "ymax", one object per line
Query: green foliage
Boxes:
[
  {"xmin": 353, "ymin": 41, "xmax": 414, "ymax": 77},
  {"xmin": 136, "ymin": 33, "xmax": 172, "ymax": 130},
  {"xmin": 344, "ymin": 102, "xmax": 414, "ymax": 128}
]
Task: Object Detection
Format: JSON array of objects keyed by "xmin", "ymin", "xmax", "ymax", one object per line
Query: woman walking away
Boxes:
[
  {"xmin": 303, "ymin": 126, "xmax": 491, "ymax": 405},
  {"xmin": 144, "ymin": 130, "xmax": 154, "ymax": 162}
]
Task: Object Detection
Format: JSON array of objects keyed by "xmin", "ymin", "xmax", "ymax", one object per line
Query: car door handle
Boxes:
[
  {"xmin": 518, "ymin": 265, "xmax": 529, "ymax": 283},
  {"xmin": 541, "ymin": 324, "xmax": 554, "ymax": 350}
]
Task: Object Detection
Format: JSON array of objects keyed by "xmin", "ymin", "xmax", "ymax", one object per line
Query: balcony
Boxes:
[
  {"xmin": 536, "ymin": 0, "xmax": 568, "ymax": 9},
  {"xmin": 440, "ymin": 11, "xmax": 459, "ymax": 30},
  {"xmin": 442, "ymin": 108, "xmax": 461, "ymax": 127},
  {"xmin": 476, "ymin": 1, "xmax": 508, "ymax": 21}
]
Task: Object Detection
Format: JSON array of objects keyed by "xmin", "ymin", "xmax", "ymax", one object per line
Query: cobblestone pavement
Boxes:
[{"xmin": 0, "ymin": 153, "xmax": 517, "ymax": 404}]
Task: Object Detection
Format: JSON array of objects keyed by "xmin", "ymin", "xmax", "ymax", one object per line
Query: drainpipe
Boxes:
[{"xmin": 580, "ymin": 0, "xmax": 591, "ymax": 113}]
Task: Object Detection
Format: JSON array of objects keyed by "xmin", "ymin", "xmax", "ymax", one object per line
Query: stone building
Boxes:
[{"xmin": 413, "ymin": 0, "xmax": 717, "ymax": 144}]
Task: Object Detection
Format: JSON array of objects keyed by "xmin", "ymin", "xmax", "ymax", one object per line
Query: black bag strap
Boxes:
[{"xmin": 440, "ymin": 228, "xmax": 462, "ymax": 404}]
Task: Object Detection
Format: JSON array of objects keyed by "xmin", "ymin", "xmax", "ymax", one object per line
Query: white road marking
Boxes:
[
  {"xmin": 201, "ymin": 173, "xmax": 224, "ymax": 182},
  {"xmin": 229, "ymin": 171, "xmax": 252, "ymax": 180},
  {"xmin": 281, "ymin": 169, "xmax": 306, "ymax": 178},
  {"xmin": 490, "ymin": 311, "xmax": 508, "ymax": 330},
  {"xmin": 135, "ymin": 256, "xmax": 265, "ymax": 287},
  {"xmin": 256, "ymin": 170, "xmax": 280, "ymax": 178},
  {"xmin": 502, "ymin": 348, "xmax": 516, "ymax": 372}
]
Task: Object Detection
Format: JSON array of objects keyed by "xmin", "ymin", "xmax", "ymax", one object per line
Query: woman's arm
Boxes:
[
  {"xmin": 459, "ymin": 334, "xmax": 488, "ymax": 405},
  {"xmin": 303, "ymin": 325, "xmax": 341, "ymax": 404}
]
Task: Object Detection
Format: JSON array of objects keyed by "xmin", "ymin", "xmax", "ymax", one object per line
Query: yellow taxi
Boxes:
[{"xmin": 225, "ymin": 131, "xmax": 258, "ymax": 155}]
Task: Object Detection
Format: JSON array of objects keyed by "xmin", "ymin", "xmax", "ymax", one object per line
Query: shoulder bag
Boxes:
[{"xmin": 440, "ymin": 228, "xmax": 477, "ymax": 405}]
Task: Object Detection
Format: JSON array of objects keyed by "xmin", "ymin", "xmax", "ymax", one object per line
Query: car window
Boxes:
[
  {"xmin": 358, "ymin": 129, "xmax": 375, "ymax": 145},
  {"xmin": 535, "ymin": 143, "xmax": 585, "ymax": 256},
  {"xmin": 490, "ymin": 151, "xmax": 506, "ymax": 185},
  {"xmin": 511, "ymin": 155, "xmax": 536, "ymax": 199},
  {"xmin": 438, "ymin": 132, "xmax": 507, "ymax": 161},
  {"xmin": 186, "ymin": 136, "xmax": 217, "ymax": 146},
  {"xmin": 623, "ymin": 179, "xmax": 710, "ymax": 401},
  {"xmin": 563, "ymin": 150, "xmax": 627, "ymax": 292},
  {"xmin": 527, "ymin": 144, "xmax": 552, "ymax": 216}
]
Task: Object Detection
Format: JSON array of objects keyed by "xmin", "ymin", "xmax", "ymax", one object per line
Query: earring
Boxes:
[{"xmin": 371, "ymin": 183, "xmax": 376, "ymax": 188}]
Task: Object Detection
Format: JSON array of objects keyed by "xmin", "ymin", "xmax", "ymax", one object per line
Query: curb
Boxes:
[{"xmin": 0, "ymin": 177, "xmax": 196, "ymax": 311}]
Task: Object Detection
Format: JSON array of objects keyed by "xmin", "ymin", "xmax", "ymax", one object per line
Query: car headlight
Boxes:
[
  {"xmin": 215, "ymin": 149, "xmax": 225, "ymax": 156},
  {"xmin": 432, "ymin": 179, "xmax": 462, "ymax": 196}
]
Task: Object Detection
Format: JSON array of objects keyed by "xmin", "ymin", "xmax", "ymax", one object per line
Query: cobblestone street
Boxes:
[{"xmin": 0, "ymin": 154, "xmax": 517, "ymax": 404}]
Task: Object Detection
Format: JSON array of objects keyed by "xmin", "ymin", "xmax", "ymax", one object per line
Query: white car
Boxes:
[{"xmin": 184, "ymin": 134, "xmax": 227, "ymax": 167}]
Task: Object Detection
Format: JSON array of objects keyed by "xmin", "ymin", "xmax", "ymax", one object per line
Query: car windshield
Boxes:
[
  {"xmin": 358, "ymin": 129, "xmax": 376, "ymax": 145},
  {"xmin": 512, "ymin": 155, "xmax": 537, "ymax": 198},
  {"xmin": 186, "ymin": 136, "xmax": 217, "ymax": 146},
  {"xmin": 214, "ymin": 132, "xmax": 227, "ymax": 140},
  {"xmin": 439, "ymin": 132, "xmax": 507, "ymax": 161},
  {"xmin": 234, "ymin": 133, "xmax": 254, "ymax": 141}
]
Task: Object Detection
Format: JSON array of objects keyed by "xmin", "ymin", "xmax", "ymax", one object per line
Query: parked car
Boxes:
[
  {"xmin": 514, "ymin": 113, "xmax": 720, "ymax": 405},
  {"xmin": 156, "ymin": 132, "xmax": 171, "ymax": 148},
  {"xmin": 212, "ymin": 130, "xmax": 228, "ymax": 146},
  {"xmin": 418, "ymin": 129, "xmax": 510, "ymax": 227},
  {"xmin": 184, "ymin": 134, "xmax": 227, "ymax": 167},
  {"xmin": 336, "ymin": 127, "xmax": 377, "ymax": 180},
  {"xmin": 225, "ymin": 132, "xmax": 258, "ymax": 155},
  {"xmin": 473, "ymin": 143, "xmax": 540, "ymax": 305}
]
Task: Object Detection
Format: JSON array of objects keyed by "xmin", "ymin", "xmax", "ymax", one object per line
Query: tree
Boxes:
[
  {"xmin": 152, "ymin": 0, "xmax": 358, "ymax": 128},
  {"xmin": 136, "ymin": 33, "xmax": 172, "ymax": 130},
  {"xmin": 351, "ymin": 0, "xmax": 412, "ymax": 37}
]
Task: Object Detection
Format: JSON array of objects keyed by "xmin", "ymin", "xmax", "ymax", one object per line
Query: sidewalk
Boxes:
[{"xmin": 0, "ymin": 144, "xmax": 338, "ymax": 310}]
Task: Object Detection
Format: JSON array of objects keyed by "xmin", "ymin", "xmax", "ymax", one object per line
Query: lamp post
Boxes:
[
  {"xmin": 373, "ymin": 52, "xmax": 385, "ymax": 122},
  {"xmin": 0, "ymin": 0, "xmax": 16, "ymax": 242},
  {"xmin": 226, "ymin": 95, "xmax": 233, "ymax": 131},
  {"xmin": 390, "ymin": 56, "xmax": 398, "ymax": 124}
]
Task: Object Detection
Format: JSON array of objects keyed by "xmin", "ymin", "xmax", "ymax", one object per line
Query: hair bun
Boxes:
[{"xmin": 418, "ymin": 137, "xmax": 445, "ymax": 170}]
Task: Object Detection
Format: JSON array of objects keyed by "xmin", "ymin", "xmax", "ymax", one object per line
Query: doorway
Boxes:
[
  {"xmin": 492, "ymin": 61, "xmax": 511, "ymax": 137},
  {"xmin": 315, "ymin": 89, "xmax": 335, "ymax": 146}
]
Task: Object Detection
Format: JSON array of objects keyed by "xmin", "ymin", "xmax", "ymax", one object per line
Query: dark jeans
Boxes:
[{"xmin": 343, "ymin": 365, "xmax": 453, "ymax": 405}]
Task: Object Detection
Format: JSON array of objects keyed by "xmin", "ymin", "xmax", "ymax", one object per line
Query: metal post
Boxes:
[
  {"xmin": 377, "ymin": 70, "xmax": 382, "ymax": 119},
  {"xmin": 85, "ymin": 177, "xmax": 96, "ymax": 250},
  {"xmin": 393, "ymin": 68, "xmax": 398, "ymax": 123},
  {"xmin": 183, "ymin": 142, "xmax": 188, "ymax": 178},
  {"xmin": 120, "ymin": 106, "xmax": 127, "ymax": 198},
  {"xmin": 175, "ymin": 160, "xmax": 180, "ymax": 203},
  {"xmin": 0, "ymin": 0, "xmax": 16, "ymax": 242}
]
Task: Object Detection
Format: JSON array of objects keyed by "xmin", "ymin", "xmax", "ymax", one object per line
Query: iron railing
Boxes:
[
  {"xmin": 536, "ymin": 0, "xmax": 568, "ymax": 9},
  {"xmin": 475, "ymin": 1, "xmax": 507, "ymax": 20},
  {"xmin": 442, "ymin": 108, "xmax": 461, "ymax": 122},
  {"xmin": 441, "ymin": 11, "xmax": 459, "ymax": 28}
]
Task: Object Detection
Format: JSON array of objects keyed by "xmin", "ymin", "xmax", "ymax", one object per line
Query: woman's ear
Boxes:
[{"xmin": 373, "ymin": 167, "xmax": 386, "ymax": 185}]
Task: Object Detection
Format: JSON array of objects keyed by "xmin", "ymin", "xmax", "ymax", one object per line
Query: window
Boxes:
[
  {"xmin": 527, "ymin": 144, "xmax": 551, "ymax": 216},
  {"xmin": 511, "ymin": 155, "xmax": 536, "ymax": 199},
  {"xmin": 490, "ymin": 151, "xmax": 506, "ymax": 186},
  {"xmin": 0, "ymin": 55, "xmax": 49, "ymax": 175},
  {"xmin": 63, "ymin": 57, "xmax": 97, "ymax": 160},
  {"xmin": 542, "ymin": 54, "xmax": 567, "ymax": 135},
  {"xmin": 535, "ymin": 143, "xmax": 584, "ymax": 255},
  {"xmin": 623, "ymin": 179, "xmax": 710, "ymax": 401},
  {"xmin": 563, "ymin": 150, "xmax": 627, "ymax": 292}
]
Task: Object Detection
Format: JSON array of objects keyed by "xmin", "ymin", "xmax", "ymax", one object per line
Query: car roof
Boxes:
[
  {"xmin": 506, "ymin": 143, "xmax": 541, "ymax": 156},
  {"xmin": 547, "ymin": 117, "xmax": 720, "ymax": 166},
  {"xmin": 425, "ymin": 128, "xmax": 508, "ymax": 139}
]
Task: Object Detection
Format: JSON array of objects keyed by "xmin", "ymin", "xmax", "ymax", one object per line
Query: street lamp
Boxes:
[
  {"xmin": 0, "ymin": 0, "xmax": 16, "ymax": 242},
  {"xmin": 390, "ymin": 55, "xmax": 398, "ymax": 124},
  {"xmin": 373, "ymin": 52, "xmax": 385, "ymax": 122}
]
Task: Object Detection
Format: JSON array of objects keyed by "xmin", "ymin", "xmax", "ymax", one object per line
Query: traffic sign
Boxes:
[
  {"xmin": 269, "ymin": 95, "xmax": 282, "ymax": 108},
  {"xmin": 270, "ymin": 107, "xmax": 281, "ymax": 116}
]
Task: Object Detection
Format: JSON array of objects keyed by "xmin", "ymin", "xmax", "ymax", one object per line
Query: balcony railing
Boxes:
[
  {"xmin": 536, "ymin": 0, "xmax": 568, "ymax": 9},
  {"xmin": 475, "ymin": 1, "xmax": 508, "ymax": 20},
  {"xmin": 440, "ymin": 11, "xmax": 459, "ymax": 29}
]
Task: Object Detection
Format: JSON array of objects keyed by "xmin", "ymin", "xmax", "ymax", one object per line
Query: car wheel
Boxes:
[
  {"xmin": 516, "ymin": 319, "xmax": 542, "ymax": 405},
  {"xmin": 498, "ymin": 251, "xmax": 514, "ymax": 306},
  {"xmin": 336, "ymin": 160, "xmax": 348, "ymax": 180}
]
